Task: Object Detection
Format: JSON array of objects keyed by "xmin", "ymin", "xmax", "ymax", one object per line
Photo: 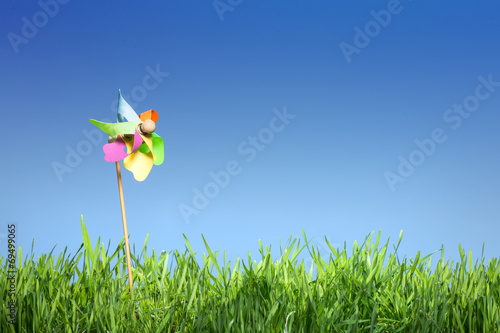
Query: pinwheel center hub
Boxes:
[{"xmin": 138, "ymin": 119, "xmax": 156, "ymax": 135}]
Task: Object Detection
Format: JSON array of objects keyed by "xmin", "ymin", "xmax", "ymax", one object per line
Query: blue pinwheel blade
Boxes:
[{"xmin": 117, "ymin": 90, "xmax": 140, "ymax": 123}]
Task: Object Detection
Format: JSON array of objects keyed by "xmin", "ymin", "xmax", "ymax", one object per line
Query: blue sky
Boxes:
[{"xmin": 1, "ymin": 1, "xmax": 500, "ymax": 271}]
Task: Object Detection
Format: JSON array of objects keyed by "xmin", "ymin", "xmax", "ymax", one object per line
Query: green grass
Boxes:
[{"xmin": 1, "ymin": 216, "xmax": 499, "ymax": 332}]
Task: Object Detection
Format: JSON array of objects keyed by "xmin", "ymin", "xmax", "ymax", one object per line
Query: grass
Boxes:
[{"xmin": 1, "ymin": 216, "xmax": 499, "ymax": 332}]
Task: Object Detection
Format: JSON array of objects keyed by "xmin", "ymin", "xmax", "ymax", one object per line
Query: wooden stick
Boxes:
[{"xmin": 115, "ymin": 161, "xmax": 134, "ymax": 297}]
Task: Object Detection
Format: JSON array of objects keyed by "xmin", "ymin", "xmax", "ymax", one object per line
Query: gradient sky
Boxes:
[{"xmin": 1, "ymin": 1, "xmax": 500, "ymax": 271}]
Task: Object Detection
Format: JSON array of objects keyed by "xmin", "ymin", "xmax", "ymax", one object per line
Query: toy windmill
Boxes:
[{"xmin": 90, "ymin": 91, "xmax": 164, "ymax": 296}]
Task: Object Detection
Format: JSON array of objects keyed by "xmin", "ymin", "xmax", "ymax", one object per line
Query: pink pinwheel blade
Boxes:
[
  {"xmin": 103, "ymin": 128, "xmax": 144, "ymax": 162},
  {"xmin": 131, "ymin": 128, "xmax": 143, "ymax": 152},
  {"xmin": 103, "ymin": 137, "xmax": 128, "ymax": 162}
]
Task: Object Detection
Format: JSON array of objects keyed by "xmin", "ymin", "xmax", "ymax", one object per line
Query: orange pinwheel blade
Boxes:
[{"xmin": 139, "ymin": 109, "xmax": 159, "ymax": 123}]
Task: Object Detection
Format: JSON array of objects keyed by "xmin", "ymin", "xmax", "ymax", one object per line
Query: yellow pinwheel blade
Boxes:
[{"xmin": 123, "ymin": 139, "xmax": 154, "ymax": 181}]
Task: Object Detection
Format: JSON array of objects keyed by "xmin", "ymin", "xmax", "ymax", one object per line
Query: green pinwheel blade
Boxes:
[
  {"xmin": 138, "ymin": 142, "xmax": 151, "ymax": 154},
  {"xmin": 151, "ymin": 132, "xmax": 164, "ymax": 165},
  {"xmin": 89, "ymin": 119, "xmax": 138, "ymax": 137}
]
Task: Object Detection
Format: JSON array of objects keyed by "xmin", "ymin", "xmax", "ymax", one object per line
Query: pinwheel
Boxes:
[
  {"xmin": 89, "ymin": 91, "xmax": 164, "ymax": 296},
  {"xmin": 90, "ymin": 92, "xmax": 164, "ymax": 181}
]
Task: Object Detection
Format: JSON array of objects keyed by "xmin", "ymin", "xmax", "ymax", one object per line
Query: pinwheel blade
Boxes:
[
  {"xmin": 89, "ymin": 119, "xmax": 138, "ymax": 137},
  {"xmin": 139, "ymin": 109, "xmax": 159, "ymax": 123},
  {"xmin": 123, "ymin": 149, "xmax": 154, "ymax": 181},
  {"xmin": 151, "ymin": 133, "xmax": 164, "ymax": 165},
  {"xmin": 102, "ymin": 128, "xmax": 144, "ymax": 162},
  {"xmin": 117, "ymin": 91, "xmax": 140, "ymax": 123},
  {"xmin": 103, "ymin": 137, "xmax": 128, "ymax": 162}
]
